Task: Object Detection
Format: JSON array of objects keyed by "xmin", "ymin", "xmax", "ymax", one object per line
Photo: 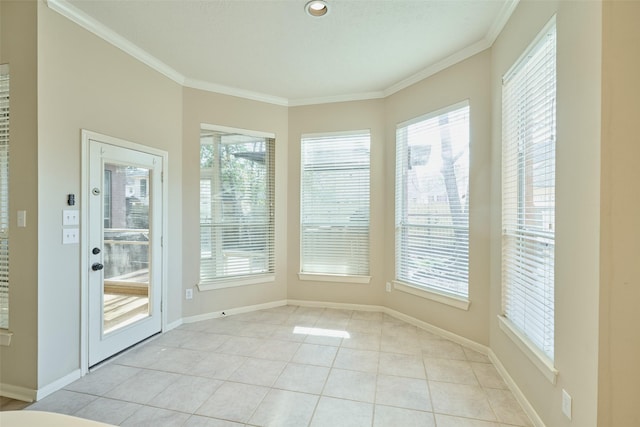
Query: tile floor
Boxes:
[{"xmin": 23, "ymin": 305, "xmax": 532, "ymax": 426}]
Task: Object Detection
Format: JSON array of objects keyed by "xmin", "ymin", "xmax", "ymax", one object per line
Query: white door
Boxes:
[{"xmin": 87, "ymin": 138, "xmax": 163, "ymax": 367}]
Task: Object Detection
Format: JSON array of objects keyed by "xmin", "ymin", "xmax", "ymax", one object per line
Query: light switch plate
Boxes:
[
  {"xmin": 63, "ymin": 210, "xmax": 80, "ymax": 226},
  {"xmin": 562, "ymin": 389, "xmax": 572, "ymax": 420},
  {"xmin": 63, "ymin": 228, "xmax": 79, "ymax": 244}
]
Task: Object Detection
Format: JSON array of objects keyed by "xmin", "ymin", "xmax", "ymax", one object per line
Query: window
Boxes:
[
  {"xmin": 395, "ymin": 102, "xmax": 470, "ymax": 300},
  {"xmin": 0, "ymin": 65, "xmax": 9, "ymax": 329},
  {"xmin": 501, "ymin": 20, "xmax": 556, "ymax": 362},
  {"xmin": 300, "ymin": 131, "xmax": 370, "ymax": 279},
  {"xmin": 199, "ymin": 127, "xmax": 275, "ymax": 285}
]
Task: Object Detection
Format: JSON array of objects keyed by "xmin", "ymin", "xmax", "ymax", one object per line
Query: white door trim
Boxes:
[{"xmin": 80, "ymin": 129, "xmax": 169, "ymax": 374}]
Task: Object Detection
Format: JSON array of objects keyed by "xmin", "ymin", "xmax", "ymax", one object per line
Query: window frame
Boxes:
[
  {"xmin": 299, "ymin": 130, "xmax": 371, "ymax": 284},
  {"xmin": 394, "ymin": 101, "xmax": 471, "ymax": 308},
  {"xmin": 500, "ymin": 16, "xmax": 558, "ymax": 383},
  {"xmin": 0, "ymin": 64, "xmax": 9, "ymax": 338},
  {"xmin": 197, "ymin": 124, "xmax": 276, "ymax": 291}
]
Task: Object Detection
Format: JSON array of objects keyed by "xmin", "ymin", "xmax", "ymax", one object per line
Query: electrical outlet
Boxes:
[
  {"xmin": 385, "ymin": 282, "xmax": 392, "ymax": 292},
  {"xmin": 185, "ymin": 288, "xmax": 193, "ymax": 300},
  {"xmin": 63, "ymin": 209, "xmax": 80, "ymax": 225},
  {"xmin": 562, "ymin": 389, "xmax": 572, "ymax": 420},
  {"xmin": 62, "ymin": 228, "xmax": 79, "ymax": 244}
]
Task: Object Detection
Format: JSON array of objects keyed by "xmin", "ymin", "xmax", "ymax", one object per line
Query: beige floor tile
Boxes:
[
  {"xmin": 150, "ymin": 329, "xmax": 206, "ymax": 348},
  {"xmin": 421, "ymin": 339, "xmax": 467, "ymax": 360},
  {"xmin": 424, "ymin": 358, "xmax": 478, "ymax": 385},
  {"xmin": 252, "ymin": 339, "xmax": 301, "ymax": 361},
  {"xmin": 471, "ymin": 363, "xmax": 507, "ymax": 389},
  {"xmin": 189, "ymin": 352, "xmax": 247, "ymax": 380},
  {"xmin": 73, "ymin": 397, "xmax": 142, "ymax": 425},
  {"xmin": 249, "ymin": 389, "xmax": 319, "ymax": 427},
  {"xmin": 183, "ymin": 415, "xmax": 244, "ymax": 426},
  {"xmin": 148, "ymin": 347, "xmax": 206, "ymax": 375},
  {"xmin": 435, "ymin": 414, "xmax": 502, "ymax": 427},
  {"xmin": 148, "ymin": 375, "xmax": 223, "ymax": 413},
  {"xmin": 269, "ymin": 325, "xmax": 308, "ymax": 342},
  {"xmin": 375, "ymin": 374, "xmax": 432, "ymax": 411},
  {"xmin": 195, "ymin": 382, "xmax": 269, "ymax": 423},
  {"xmin": 115, "ymin": 343, "xmax": 166, "ymax": 368},
  {"xmin": 215, "ymin": 336, "xmax": 265, "ymax": 357},
  {"xmin": 351, "ymin": 310, "xmax": 383, "ymax": 322},
  {"xmin": 228, "ymin": 357, "xmax": 286, "ymax": 387},
  {"xmin": 104, "ymin": 369, "xmax": 180, "ymax": 404},
  {"xmin": 373, "ymin": 405, "xmax": 436, "ymax": 427},
  {"xmin": 485, "ymin": 388, "xmax": 532, "ymax": 426},
  {"xmin": 380, "ymin": 334, "xmax": 423, "ymax": 355},
  {"xmin": 346, "ymin": 318, "xmax": 383, "ymax": 334},
  {"xmin": 310, "ymin": 396, "xmax": 373, "ymax": 427},
  {"xmin": 120, "ymin": 406, "xmax": 190, "ymax": 426},
  {"xmin": 181, "ymin": 332, "xmax": 230, "ymax": 352},
  {"xmin": 430, "ymin": 381, "xmax": 497, "ymax": 421},
  {"xmin": 464, "ymin": 348, "xmax": 492, "ymax": 363},
  {"xmin": 323, "ymin": 368, "xmax": 377, "ymax": 403},
  {"xmin": 341, "ymin": 331, "xmax": 381, "ymax": 351},
  {"xmin": 378, "ymin": 352, "xmax": 426, "ymax": 379},
  {"xmin": 27, "ymin": 390, "xmax": 96, "ymax": 415},
  {"xmin": 304, "ymin": 333, "xmax": 344, "ymax": 347},
  {"xmin": 333, "ymin": 347, "xmax": 379, "ymax": 373},
  {"xmin": 65, "ymin": 364, "xmax": 140, "ymax": 396},
  {"xmin": 273, "ymin": 363, "xmax": 330, "ymax": 394},
  {"xmin": 291, "ymin": 343, "xmax": 338, "ymax": 367}
]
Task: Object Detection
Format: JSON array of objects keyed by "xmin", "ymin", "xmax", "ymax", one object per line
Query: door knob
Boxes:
[{"xmin": 91, "ymin": 263, "xmax": 104, "ymax": 271}]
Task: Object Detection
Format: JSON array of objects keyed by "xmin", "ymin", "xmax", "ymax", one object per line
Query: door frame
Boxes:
[{"xmin": 80, "ymin": 129, "xmax": 169, "ymax": 374}]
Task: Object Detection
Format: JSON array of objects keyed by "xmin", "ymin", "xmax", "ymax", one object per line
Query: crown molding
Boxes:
[
  {"xmin": 184, "ymin": 78, "xmax": 290, "ymax": 107},
  {"xmin": 46, "ymin": 0, "xmax": 185, "ymax": 85},
  {"xmin": 46, "ymin": 0, "xmax": 520, "ymax": 107}
]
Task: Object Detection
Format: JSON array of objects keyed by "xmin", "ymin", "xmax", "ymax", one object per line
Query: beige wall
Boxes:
[
  {"xmin": 181, "ymin": 88, "xmax": 289, "ymax": 317},
  {"xmin": 599, "ymin": 1, "xmax": 640, "ymax": 425},
  {"xmin": 490, "ymin": 1, "xmax": 602, "ymax": 426},
  {"xmin": 384, "ymin": 50, "xmax": 492, "ymax": 345},
  {"xmin": 287, "ymin": 100, "xmax": 386, "ymax": 306},
  {"xmin": 36, "ymin": 2, "xmax": 183, "ymax": 387},
  {"xmin": 0, "ymin": 0, "xmax": 39, "ymax": 395}
]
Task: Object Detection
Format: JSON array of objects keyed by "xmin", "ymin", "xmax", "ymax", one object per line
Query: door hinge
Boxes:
[
  {"xmin": 160, "ymin": 236, "xmax": 163, "ymax": 247},
  {"xmin": 161, "ymin": 172, "xmax": 164, "ymax": 182}
]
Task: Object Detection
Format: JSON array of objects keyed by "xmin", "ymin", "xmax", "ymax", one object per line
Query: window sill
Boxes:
[
  {"xmin": 498, "ymin": 315, "xmax": 558, "ymax": 384},
  {"xmin": 298, "ymin": 273, "xmax": 371, "ymax": 284},
  {"xmin": 0, "ymin": 329, "xmax": 13, "ymax": 347},
  {"xmin": 393, "ymin": 281, "xmax": 470, "ymax": 310},
  {"xmin": 198, "ymin": 274, "xmax": 275, "ymax": 291}
]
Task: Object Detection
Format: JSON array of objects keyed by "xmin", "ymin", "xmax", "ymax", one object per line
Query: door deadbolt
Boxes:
[
  {"xmin": 92, "ymin": 187, "xmax": 101, "ymax": 196},
  {"xmin": 92, "ymin": 247, "xmax": 101, "ymax": 255}
]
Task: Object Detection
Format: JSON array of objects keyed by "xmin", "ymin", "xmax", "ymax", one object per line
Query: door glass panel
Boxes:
[{"xmin": 103, "ymin": 163, "xmax": 151, "ymax": 335}]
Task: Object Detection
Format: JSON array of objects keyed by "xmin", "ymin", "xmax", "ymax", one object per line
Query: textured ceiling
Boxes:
[{"xmin": 51, "ymin": 0, "xmax": 517, "ymax": 105}]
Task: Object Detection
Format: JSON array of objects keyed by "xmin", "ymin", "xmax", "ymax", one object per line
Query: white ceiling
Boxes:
[{"xmin": 49, "ymin": 0, "xmax": 518, "ymax": 106}]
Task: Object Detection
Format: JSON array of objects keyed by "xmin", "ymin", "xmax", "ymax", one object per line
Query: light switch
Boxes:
[
  {"xmin": 63, "ymin": 209, "xmax": 79, "ymax": 226},
  {"xmin": 17, "ymin": 210, "xmax": 26, "ymax": 228}
]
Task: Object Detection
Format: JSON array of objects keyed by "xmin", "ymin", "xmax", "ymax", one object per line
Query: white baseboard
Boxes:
[
  {"xmin": 166, "ymin": 318, "xmax": 183, "ymax": 332},
  {"xmin": 489, "ymin": 349, "xmax": 545, "ymax": 427},
  {"xmin": 36, "ymin": 369, "xmax": 82, "ymax": 401},
  {"xmin": 181, "ymin": 299, "xmax": 288, "ymax": 324},
  {"xmin": 0, "ymin": 383, "xmax": 36, "ymax": 403}
]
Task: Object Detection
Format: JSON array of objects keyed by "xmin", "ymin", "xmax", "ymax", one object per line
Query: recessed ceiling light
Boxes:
[{"xmin": 305, "ymin": 0, "xmax": 329, "ymax": 17}]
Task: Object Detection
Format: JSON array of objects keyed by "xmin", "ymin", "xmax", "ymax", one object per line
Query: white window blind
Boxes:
[
  {"xmin": 0, "ymin": 65, "xmax": 9, "ymax": 329},
  {"xmin": 395, "ymin": 102, "xmax": 470, "ymax": 298},
  {"xmin": 199, "ymin": 129, "xmax": 275, "ymax": 283},
  {"xmin": 502, "ymin": 21, "xmax": 556, "ymax": 361},
  {"xmin": 300, "ymin": 131, "xmax": 370, "ymax": 276}
]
